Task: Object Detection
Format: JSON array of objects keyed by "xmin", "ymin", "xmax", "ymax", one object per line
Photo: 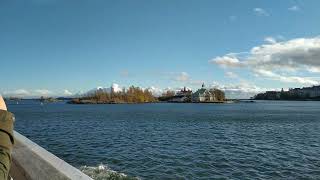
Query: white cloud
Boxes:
[
  {"xmin": 225, "ymin": 71, "xmax": 238, "ymax": 79},
  {"xmin": 63, "ymin": 89, "xmax": 73, "ymax": 96},
  {"xmin": 254, "ymin": 69, "xmax": 318, "ymax": 85},
  {"xmin": 210, "ymin": 56, "xmax": 244, "ymax": 68},
  {"xmin": 2, "ymin": 88, "xmax": 74, "ymax": 98},
  {"xmin": 34, "ymin": 89, "xmax": 52, "ymax": 96},
  {"xmin": 288, "ymin": 5, "xmax": 300, "ymax": 11},
  {"xmin": 162, "ymin": 71, "xmax": 204, "ymax": 87},
  {"xmin": 111, "ymin": 83, "xmax": 122, "ymax": 92},
  {"xmin": 88, "ymin": 83, "xmax": 123, "ymax": 95},
  {"xmin": 211, "ymin": 36, "xmax": 320, "ymax": 85},
  {"xmin": 254, "ymin": 8, "xmax": 269, "ymax": 16},
  {"xmin": 170, "ymin": 72, "xmax": 204, "ymax": 86},
  {"xmin": 14, "ymin": 89, "xmax": 30, "ymax": 96},
  {"xmin": 210, "ymin": 81, "xmax": 274, "ymax": 99},
  {"xmin": 264, "ymin": 37, "xmax": 277, "ymax": 44},
  {"xmin": 175, "ymin": 72, "xmax": 190, "ymax": 82},
  {"xmin": 146, "ymin": 86, "xmax": 164, "ymax": 97},
  {"xmin": 189, "ymin": 80, "xmax": 204, "ymax": 85},
  {"xmin": 249, "ymin": 37, "xmax": 320, "ymax": 71},
  {"xmin": 264, "ymin": 35, "xmax": 285, "ymax": 44},
  {"xmin": 308, "ymin": 67, "xmax": 320, "ymax": 73},
  {"xmin": 3, "ymin": 89, "xmax": 30, "ymax": 97}
]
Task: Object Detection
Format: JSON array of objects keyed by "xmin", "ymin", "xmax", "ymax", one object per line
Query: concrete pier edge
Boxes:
[{"xmin": 10, "ymin": 131, "xmax": 93, "ymax": 180}]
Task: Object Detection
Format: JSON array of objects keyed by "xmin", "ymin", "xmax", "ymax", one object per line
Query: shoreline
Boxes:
[
  {"xmin": 67, "ymin": 100, "xmax": 236, "ymax": 104},
  {"xmin": 253, "ymin": 99, "xmax": 320, "ymax": 101}
]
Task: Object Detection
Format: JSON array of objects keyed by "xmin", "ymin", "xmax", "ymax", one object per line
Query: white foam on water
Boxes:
[{"xmin": 80, "ymin": 164, "xmax": 140, "ymax": 180}]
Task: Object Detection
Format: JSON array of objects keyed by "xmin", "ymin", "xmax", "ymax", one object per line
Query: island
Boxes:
[
  {"xmin": 69, "ymin": 86, "xmax": 157, "ymax": 104},
  {"xmin": 254, "ymin": 85, "xmax": 320, "ymax": 100},
  {"xmin": 40, "ymin": 96, "xmax": 60, "ymax": 103},
  {"xmin": 159, "ymin": 83, "xmax": 225, "ymax": 103},
  {"xmin": 69, "ymin": 84, "xmax": 226, "ymax": 104}
]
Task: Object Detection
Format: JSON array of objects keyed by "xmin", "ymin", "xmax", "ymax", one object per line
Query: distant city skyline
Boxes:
[{"xmin": 1, "ymin": 0, "xmax": 320, "ymax": 98}]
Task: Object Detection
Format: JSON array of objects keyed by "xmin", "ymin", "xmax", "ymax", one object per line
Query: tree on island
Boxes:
[
  {"xmin": 70, "ymin": 86, "xmax": 157, "ymax": 104},
  {"xmin": 158, "ymin": 90, "xmax": 176, "ymax": 101},
  {"xmin": 209, "ymin": 89, "xmax": 225, "ymax": 101}
]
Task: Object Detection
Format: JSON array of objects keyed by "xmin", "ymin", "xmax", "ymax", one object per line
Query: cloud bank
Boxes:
[
  {"xmin": 1, "ymin": 89, "xmax": 73, "ymax": 98},
  {"xmin": 210, "ymin": 36, "xmax": 320, "ymax": 86},
  {"xmin": 211, "ymin": 81, "xmax": 276, "ymax": 99}
]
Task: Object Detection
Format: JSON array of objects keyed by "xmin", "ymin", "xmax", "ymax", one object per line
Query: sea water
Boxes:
[{"xmin": 8, "ymin": 100, "xmax": 320, "ymax": 179}]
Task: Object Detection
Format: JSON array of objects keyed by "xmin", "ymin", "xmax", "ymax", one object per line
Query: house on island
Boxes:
[
  {"xmin": 192, "ymin": 83, "xmax": 216, "ymax": 102},
  {"xmin": 168, "ymin": 87, "xmax": 192, "ymax": 102},
  {"xmin": 161, "ymin": 84, "xmax": 225, "ymax": 102}
]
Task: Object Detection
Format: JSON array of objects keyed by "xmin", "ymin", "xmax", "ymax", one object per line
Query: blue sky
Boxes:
[{"xmin": 1, "ymin": 0, "xmax": 320, "ymax": 98}]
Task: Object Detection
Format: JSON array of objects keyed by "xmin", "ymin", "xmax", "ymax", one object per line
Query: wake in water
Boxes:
[{"xmin": 80, "ymin": 164, "xmax": 140, "ymax": 180}]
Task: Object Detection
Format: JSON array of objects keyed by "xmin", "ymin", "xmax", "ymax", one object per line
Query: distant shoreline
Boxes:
[
  {"xmin": 67, "ymin": 99, "xmax": 242, "ymax": 104},
  {"xmin": 254, "ymin": 99, "xmax": 320, "ymax": 101}
]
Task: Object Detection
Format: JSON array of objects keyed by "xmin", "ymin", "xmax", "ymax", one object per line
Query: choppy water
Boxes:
[{"xmin": 8, "ymin": 100, "xmax": 320, "ymax": 179}]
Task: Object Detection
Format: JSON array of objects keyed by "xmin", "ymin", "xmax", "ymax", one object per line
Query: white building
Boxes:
[
  {"xmin": 289, "ymin": 85, "xmax": 320, "ymax": 98},
  {"xmin": 191, "ymin": 84, "xmax": 215, "ymax": 102}
]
